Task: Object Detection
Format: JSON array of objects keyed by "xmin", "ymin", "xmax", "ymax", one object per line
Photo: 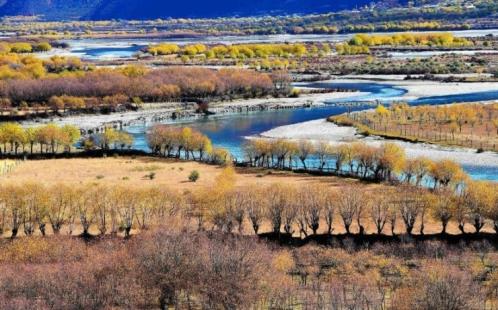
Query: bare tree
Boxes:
[
  {"xmin": 370, "ymin": 194, "xmax": 389, "ymax": 234},
  {"xmin": 337, "ymin": 186, "xmax": 363, "ymax": 234}
]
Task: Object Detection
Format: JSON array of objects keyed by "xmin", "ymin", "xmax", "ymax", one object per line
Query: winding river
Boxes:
[{"xmin": 125, "ymin": 81, "xmax": 498, "ymax": 181}]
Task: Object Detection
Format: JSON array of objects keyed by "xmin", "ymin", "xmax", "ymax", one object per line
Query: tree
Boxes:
[
  {"xmin": 370, "ymin": 194, "xmax": 390, "ymax": 234},
  {"xmin": 297, "ymin": 140, "xmax": 315, "ymax": 170},
  {"xmin": 397, "ymin": 188, "xmax": 422, "ymax": 235},
  {"xmin": 47, "ymin": 184, "xmax": 73, "ymax": 234},
  {"xmin": 375, "ymin": 143, "xmax": 406, "ymax": 181},
  {"xmin": 75, "ymin": 185, "xmax": 96, "ymax": 237},
  {"xmin": 61, "ymin": 124, "xmax": 81, "ymax": 152},
  {"xmin": 429, "ymin": 159, "xmax": 466, "ymax": 189},
  {"xmin": 337, "ymin": 185, "xmax": 362, "ymax": 234},
  {"xmin": 301, "ymin": 185, "xmax": 323, "ymax": 235},
  {"xmin": 484, "ymin": 184, "xmax": 498, "ymax": 233},
  {"xmin": 462, "ymin": 181, "xmax": 494, "ymax": 233},
  {"xmin": 323, "ymin": 190, "xmax": 336, "ymax": 235},
  {"xmin": 93, "ymin": 185, "xmax": 111, "ymax": 235},
  {"xmin": 246, "ymin": 187, "xmax": 264, "ymax": 235},
  {"xmin": 134, "ymin": 231, "xmax": 203, "ymax": 309},
  {"xmin": 114, "ymin": 186, "xmax": 137, "ymax": 238},
  {"xmin": 431, "ymin": 190, "xmax": 455, "ymax": 234},
  {"xmin": 315, "ymin": 141, "xmax": 332, "ymax": 171},
  {"xmin": 266, "ymin": 185, "xmax": 286, "ymax": 235},
  {"xmin": 414, "ymin": 267, "xmax": 480, "ymax": 310},
  {"xmin": 2, "ymin": 184, "xmax": 24, "ymax": 238}
]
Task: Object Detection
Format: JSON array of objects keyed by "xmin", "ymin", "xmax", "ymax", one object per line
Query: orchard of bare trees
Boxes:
[
  {"xmin": 0, "ymin": 165, "xmax": 496, "ymax": 240},
  {"xmin": 331, "ymin": 102, "xmax": 498, "ymax": 151}
]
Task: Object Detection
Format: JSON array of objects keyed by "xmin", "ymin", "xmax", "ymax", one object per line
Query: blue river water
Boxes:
[{"xmin": 125, "ymin": 81, "xmax": 498, "ymax": 181}]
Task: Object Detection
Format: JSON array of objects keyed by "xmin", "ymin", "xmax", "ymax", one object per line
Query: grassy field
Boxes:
[{"xmin": 0, "ymin": 156, "xmax": 359, "ymax": 190}]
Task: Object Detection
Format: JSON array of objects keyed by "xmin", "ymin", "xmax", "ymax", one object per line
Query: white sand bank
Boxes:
[
  {"xmin": 334, "ymin": 75, "xmax": 498, "ymax": 100},
  {"xmin": 261, "ymin": 119, "xmax": 498, "ymax": 167}
]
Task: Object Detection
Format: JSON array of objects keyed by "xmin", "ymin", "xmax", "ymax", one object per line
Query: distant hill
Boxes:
[{"xmin": 0, "ymin": 0, "xmax": 394, "ymax": 21}]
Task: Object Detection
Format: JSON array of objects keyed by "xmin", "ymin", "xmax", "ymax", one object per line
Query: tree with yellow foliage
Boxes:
[{"xmin": 462, "ymin": 181, "xmax": 495, "ymax": 233}]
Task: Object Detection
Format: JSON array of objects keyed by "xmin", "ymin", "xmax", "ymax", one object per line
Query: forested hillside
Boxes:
[{"xmin": 0, "ymin": 0, "xmax": 394, "ymax": 20}]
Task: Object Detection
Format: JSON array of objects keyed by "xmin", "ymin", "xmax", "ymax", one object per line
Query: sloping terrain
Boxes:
[{"xmin": 0, "ymin": 0, "xmax": 380, "ymax": 20}]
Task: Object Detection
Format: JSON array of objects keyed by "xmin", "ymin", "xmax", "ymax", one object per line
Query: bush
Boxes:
[{"xmin": 189, "ymin": 170, "xmax": 200, "ymax": 182}]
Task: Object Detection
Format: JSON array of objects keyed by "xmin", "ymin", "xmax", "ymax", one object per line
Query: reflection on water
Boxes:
[{"xmin": 126, "ymin": 81, "xmax": 498, "ymax": 181}]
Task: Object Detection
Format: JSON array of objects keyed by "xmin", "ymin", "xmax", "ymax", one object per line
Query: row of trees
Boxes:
[
  {"xmin": 0, "ymin": 66, "xmax": 277, "ymax": 107},
  {"xmin": 324, "ymin": 54, "xmax": 488, "ymax": 75},
  {"xmin": 348, "ymin": 32, "xmax": 472, "ymax": 47},
  {"xmin": 83, "ymin": 128, "xmax": 134, "ymax": 151},
  {"xmin": 0, "ymin": 175, "xmax": 496, "ymax": 239},
  {"xmin": 0, "ymin": 123, "xmax": 80, "ymax": 155},
  {"xmin": 334, "ymin": 102, "xmax": 498, "ymax": 151},
  {"xmin": 147, "ymin": 43, "xmax": 331, "ymax": 59},
  {"xmin": 0, "ymin": 41, "xmax": 52, "ymax": 54},
  {"xmin": 147, "ymin": 124, "xmax": 230, "ymax": 164},
  {"xmin": 0, "ymin": 183, "xmax": 183, "ymax": 238},
  {"xmin": 243, "ymin": 138, "xmax": 467, "ymax": 187},
  {"xmin": 193, "ymin": 178, "xmax": 498, "ymax": 237},
  {"xmin": 0, "ymin": 54, "xmax": 85, "ymax": 80}
]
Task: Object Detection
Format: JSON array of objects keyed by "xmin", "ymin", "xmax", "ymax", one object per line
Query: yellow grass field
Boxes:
[{"xmin": 0, "ymin": 156, "xmax": 361, "ymax": 190}]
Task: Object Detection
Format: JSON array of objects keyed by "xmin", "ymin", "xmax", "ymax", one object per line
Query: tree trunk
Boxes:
[
  {"xmin": 344, "ymin": 223, "xmax": 351, "ymax": 234},
  {"xmin": 441, "ymin": 221, "xmax": 448, "ymax": 234},
  {"xmin": 52, "ymin": 224, "xmax": 61, "ymax": 235},
  {"xmin": 11, "ymin": 227, "xmax": 18, "ymax": 238},
  {"xmin": 39, "ymin": 223, "xmax": 46, "ymax": 236},
  {"xmin": 124, "ymin": 226, "xmax": 131, "ymax": 238}
]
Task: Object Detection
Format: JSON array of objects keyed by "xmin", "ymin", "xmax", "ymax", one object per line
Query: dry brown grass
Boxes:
[{"xmin": 0, "ymin": 156, "xmax": 364, "ymax": 191}]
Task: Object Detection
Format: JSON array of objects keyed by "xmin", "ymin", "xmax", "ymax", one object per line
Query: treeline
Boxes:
[
  {"xmin": 328, "ymin": 55, "xmax": 483, "ymax": 75},
  {"xmin": 349, "ymin": 32, "xmax": 472, "ymax": 47},
  {"xmin": 335, "ymin": 43, "xmax": 371, "ymax": 55},
  {"xmin": 0, "ymin": 54, "xmax": 85, "ymax": 80},
  {"xmin": 342, "ymin": 20, "xmax": 465, "ymax": 33},
  {"xmin": 0, "ymin": 182, "xmax": 182, "ymax": 238},
  {"xmin": 0, "ymin": 66, "xmax": 278, "ymax": 110},
  {"xmin": 0, "ymin": 123, "xmax": 80, "ymax": 155},
  {"xmin": 147, "ymin": 42, "xmax": 331, "ymax": 60},
  {"xmin": 243, "ymin": 138, "xmax": 470, "ymax": 187},
  {"xmin": 0, "ymin": 41, "xmax": 52, "ymax": 53},
  {"xmin": 0, "ymin": 171, "xmax": 496, "ymax": 240},
  {"xmin": 147, "ymin": 125, "xmax": 230, "ymax": 165},
  {"xmin": 0, "ymin": 123, "xmax": 133, "ymax": 155}
]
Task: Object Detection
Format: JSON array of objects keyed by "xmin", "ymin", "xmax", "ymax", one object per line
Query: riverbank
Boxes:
[
  {"xmin": 260, "ymin": 119, "xmax": 498, "ymax": 170},
  {"xmin": 21, "ymin": 91, "xmax": 366, "ymax": 131},
  {"xmin": 331, "ymin": 75, "xmax": 498, "ymax": 100}
]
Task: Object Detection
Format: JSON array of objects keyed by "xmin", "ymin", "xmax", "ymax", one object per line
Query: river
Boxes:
[{"xmin": 124, "ymin": 81, "xmax": 498, "ymax": 181}]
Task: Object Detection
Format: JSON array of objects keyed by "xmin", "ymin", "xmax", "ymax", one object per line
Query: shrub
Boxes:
[
  {"xmin": 189, "ymin": 170, "xmax": 200, "ymax": 182},
  {"xmin": 145, "ymin": 172, "xmax": 156, "ymax": 180}
]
